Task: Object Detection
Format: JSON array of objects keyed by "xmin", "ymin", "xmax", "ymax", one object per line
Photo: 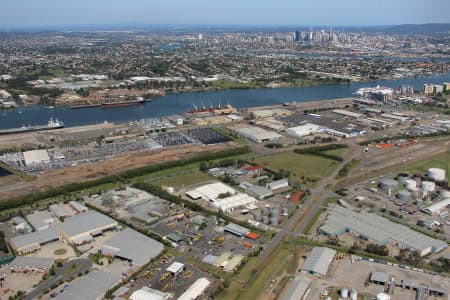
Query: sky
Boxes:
[{"xmin": 2, "ymin": 0, "xmax": 450, "ymax": 29}]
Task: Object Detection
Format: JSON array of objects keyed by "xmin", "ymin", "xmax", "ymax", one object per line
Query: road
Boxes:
[{"xmin": 25, "ymin": 258, "xmax": 92, "ymax": 300}]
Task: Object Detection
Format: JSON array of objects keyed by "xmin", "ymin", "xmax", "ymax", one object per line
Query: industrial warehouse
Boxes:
[
  {"xmin": 320, "ymin": 206, "xmax": 448, "ymax": 256},
  {"xmin": 100, "ymin": 228, "xmax": 164, "ymax": 266},
  {"xmin": 234, "ymin": 126, "xmax": 282, "ymax": 143},
  {"xmin": 301, "ymin": 247, "xmax": 336, "ymax": 277},
  {"xmin": 59, "ymin": 210, "xmax": 118, "ymax": 244},
  {"xmin": 10, "ymin": 227, "xmax": 59, "ymax": 254},
  {"xmin": 54, "ymin": 270, "xmax": 121, "ymax": 300},
  {"xmin": 186, "ymin": 182, "xmax": 236, "ymax": 202}
]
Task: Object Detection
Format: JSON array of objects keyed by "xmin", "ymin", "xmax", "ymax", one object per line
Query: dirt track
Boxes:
[{"xmin": 0, "ymin": 142, "xmax": 233, "ymax": 201}]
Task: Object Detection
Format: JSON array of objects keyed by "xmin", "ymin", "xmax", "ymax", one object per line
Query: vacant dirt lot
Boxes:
[{"xmin": 0, "ymin": 142, "xmax": 234, "ymax": 201}]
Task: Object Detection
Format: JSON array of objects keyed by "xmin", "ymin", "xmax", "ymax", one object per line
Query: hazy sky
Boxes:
[{"xmin": 2, "ymin": 0, "xmax": 450, "ymax": 28}]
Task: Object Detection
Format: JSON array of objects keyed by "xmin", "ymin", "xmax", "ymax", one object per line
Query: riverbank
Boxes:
[{"xmin": 1, "ymin": 72, "xmax": 450, "ymax": 130}]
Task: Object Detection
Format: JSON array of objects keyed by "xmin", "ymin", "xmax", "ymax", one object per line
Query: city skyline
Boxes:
[{"xmin": 2, "ymin": 0, "xmax": 450, "ymax": 29}]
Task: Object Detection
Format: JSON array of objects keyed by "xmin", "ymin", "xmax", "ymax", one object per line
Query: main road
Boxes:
[{"xmin": 25, "ymin": 258, "xmax": 92, "ymax": 300}]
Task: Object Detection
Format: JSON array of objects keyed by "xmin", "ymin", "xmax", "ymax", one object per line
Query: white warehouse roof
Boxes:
[
  {"xmin": 301, "ymin": 247, "xmax": 336, "ymax": 277},
  {"xmin": 23, "ymin": 149, "xmax": 50, "ymax": 165},
  {"xmin": 188, "ymin": 182, "xmax": 236, "ymax": 202},
  {"xmin": 10, "ymin": 227, "xmax": 59, "ymax": 252},
  {"xmin": 213, "ymin": 193, "xmax": 257, "ymax": 213},
  {"xmin": 178, "ymin": 277, "xmax": 211, "ymax": 300},
  {"xmin": 130, "ymin": 287, "xmax": 172, "ymax": 300},
  {"xmin": 422, "ymin": 198, "xmax": 450, "ymax": 215},
  {"xmin": 285, "ymin": 123, "xmax": 323, "ymax": 137},
  {"xmin": 236, "ymin": 126, "xmax": 282, "ymax": 143}
]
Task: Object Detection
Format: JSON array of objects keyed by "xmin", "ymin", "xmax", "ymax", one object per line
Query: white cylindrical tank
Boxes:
[
  {"xmin": 422, "ymin": 181, "xmax": 436, "ymax": 192},
  {"xmin": 349, "ymin": 289, "xmax": 357, "ymax": 300},
  {"xmin": 405, "ymin": 179, "xmax": 417, "ymax": 190},
  {"xmin": 376, "ymin": 293, "xmax": 391, "ymax": 300},
  {"xmin": 340, "ymin": 288, "xmax": 349, "ymax": 298},
  {"xmin": 428, "ymin": 168, "xmax": 446, "ymax": 181},
  {"xmin": 397, "ymin": 190, "xmax": 412, "ymax": 202},
  {"xmin": 440, "ymin": 189, "xmax": 450, "ymax": 198},
  {"xmin": 167, "ymin": 187, "xmax": 174, "ymax": 193},
  {"xmin": 380, "ymin": 178, "xmax": 398, "ymax": 191}
]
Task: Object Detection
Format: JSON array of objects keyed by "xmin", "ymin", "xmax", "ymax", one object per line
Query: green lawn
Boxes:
[
  {"xmin": 402, "ymin": 151, "xmax": 450, "ymax": 179},
  {"xmin": 152, "ymin": 169, "xmax": 211, "ymax": 188},
  {"xmin": 323, "ymin": 148, "xmax": 347, "ymax": 157},
  {"xmin": 255, "ymin": 152, "xmax": 339, "ymax": 184},
  {"xmin": 216, "ymin": 241, "xmax": 295, "ymax": 300}
]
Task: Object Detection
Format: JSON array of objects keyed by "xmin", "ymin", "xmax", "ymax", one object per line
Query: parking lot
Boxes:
[{"xmin": 325, "ymin": 256, "xmax": 449, "ymax": 300}]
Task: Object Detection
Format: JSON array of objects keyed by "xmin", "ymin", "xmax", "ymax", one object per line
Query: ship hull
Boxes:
[
  {"xmin": 101, "ymin": 100, "xmax": 144, "ymax": 108},
  {"xmin": 0, "ymin": 125, "xmax": 64, "ymax": 135}
]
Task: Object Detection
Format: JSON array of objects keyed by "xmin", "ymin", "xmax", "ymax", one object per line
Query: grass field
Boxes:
[
  {"xmin": 255, "ymin": 152, "xmax": 339, "ymax": 184},
  {"xmin": 323, "ymin": 148, "xmax": 347, "ymax": 157},
  {"xmin": 216, "ymin": 240, "xmax": 297, "ymax": 300},
  {"xmin": 152, "ymin": 169, "xmax": 211, "ymax": 188},
  {"xmin": 402, "ymin": 151, "xmax": 450, "ymax": 179}
]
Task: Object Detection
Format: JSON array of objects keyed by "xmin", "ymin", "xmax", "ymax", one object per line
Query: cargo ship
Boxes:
[
  {"xmin": 0, "ymin": 117, "xmax": 64, "ymax": 135},
  {"xmin": 187, "ymin": 101, "xmax": 236, "ymax": 115},
  {"xmin": 101, "ymin": 96, "xmax": 145, "ymax": 108}
]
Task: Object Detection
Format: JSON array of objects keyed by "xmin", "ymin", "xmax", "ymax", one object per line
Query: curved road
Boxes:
[{"xmin": 25, "ymin": 258, "xmax": 92, "ymax": 300}]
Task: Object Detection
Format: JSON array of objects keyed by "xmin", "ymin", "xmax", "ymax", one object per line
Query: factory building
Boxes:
[
  {"xmin": 245, "ymin": 185, "xmax": 273, "ymax": 200},
  {"xmin": 178, "ymin": 278, "xmax": 211, "ymax": 300},
  {"xmin": 23, "ymin": 149, "xmax": 50, "ymax": 166},
  {"xmin": 421, "ymin": 199, "xmax": 450, "ymax": 215},
  {"xmin": 54, "ymin": 270, "xmax": 121, "ymax": 300},
  {"xmin": 10, "ymin": 227, "xmax": 59, "ymax": 254},
  {"xmin": 9, "ymin": 256, "xmax": 54, "ymax": 273},
  {"xmin": 166, "ymin": 261, "xmax": 185, "ymax": 275},
  {"xmin": 49, "ymin": 204, "xmax": 70, "ymax": 219},
  {"xmin": 68, "ymin": 200, "xmax": 88, "ymax": 214},
  {"xmin": 235, "ymin": 126, "xmax": 282, "ymax": 143},
  {"xmin": 320, "ymin": 206, "xmax": 447, "ymax": 256},
  {"xmin": 100, "ymin": 228, "xmax": 164, "ymax": 267},
  {"xmin": 129, "ymin": 286, "xmax": 173, "ymax": 300},
  {"xmin": 212, "ymin": 193, "xmax": 257, "ymax": 214},
  {"xmin": 59, "ymin": 210, "xmax": 118, "ymax": 245},
  {"xmin": 25, "ymin": 210, "xmax": 54, "ymax": 231},
  {"xmin": 224, "ymin": 223, "xmax": 250, "ymax": 237},
  {"xmin": 285, "ymin": 123, "xmax": 322, "ymax": 137},
  {"xmin": 186, "ymin": 182, "xmax": 236, "ymax": 202},
  {"xmin": 301, "ymin": 247, "xmax": 336, "ymax": 277},
  {"xmin": 266, "ymin": 178, "xmax": 289, "ymax": 191},
  {"xmin": 281, "ymin": 275, "xmax": 312, "ymax": 300}
]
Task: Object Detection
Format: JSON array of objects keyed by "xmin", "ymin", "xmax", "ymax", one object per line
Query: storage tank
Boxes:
[
  {"xmin": 428, "ymin": 168, "xmax": 446, "ymax": 182},
  {"xmin": 340, "ymin": 288, "xmax": 349, "ymax": 298},
  {"xmin": 404, "ymin": 179, "xmax": 417, "ymax": 190},
  {"xmin": 440, "ymin": 189, "xmax": 450, "ymax": 198},
  {"xmin": 253, "ymin": 211, "xmax": 262, "ymax": 222},
  {"xmin": 397, "ymin": 173, "xmax": 409, "ymax": 183},
  {"xmin": 271, "ymin": 216, "xmax": 279, "ymax": 226},
  {"xmin": 397, "ymin": 190, "xmax": 412, "ymax": 202},
  {"xmin": 263, "ymin": 215, "xmax": 270, "ymax": 225},
  {"xmin": 349, "ymin": 289, "xmax": 357, "ymax": 300},
  {"xmin": 422, "ymin": 181, "xmax": 436, "ymax": 193},
  {"xmin": 167, "ymin": 187, "xmax": 174, "ymax": 193},
  {"xmin": 282, "ymin": 207, "xmax": 289, "ymax": 216},
  {"xmin": 380, "ymin": 178, "xmax": 398, "ymax": 191},
  {"xmin": 376, "ymin": 293, "xmax": 390, "ymax": 300},
  {"xmin": 271, "ymin": 207, "xmax": 279, "ymax": 218},
  {"xmin": 262, "ymin": 207, "xmax": 270, "ymax": 216}
]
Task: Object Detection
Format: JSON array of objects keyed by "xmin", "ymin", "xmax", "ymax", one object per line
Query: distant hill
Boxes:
[{"xmin": 383, "ymin": 23, "xmax": 450, "ymax": 34}]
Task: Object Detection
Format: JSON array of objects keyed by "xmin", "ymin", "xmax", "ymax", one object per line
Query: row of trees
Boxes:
[{"xmin": 294, "ymin": 144, "xmax": 348, "ymax": 161}]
